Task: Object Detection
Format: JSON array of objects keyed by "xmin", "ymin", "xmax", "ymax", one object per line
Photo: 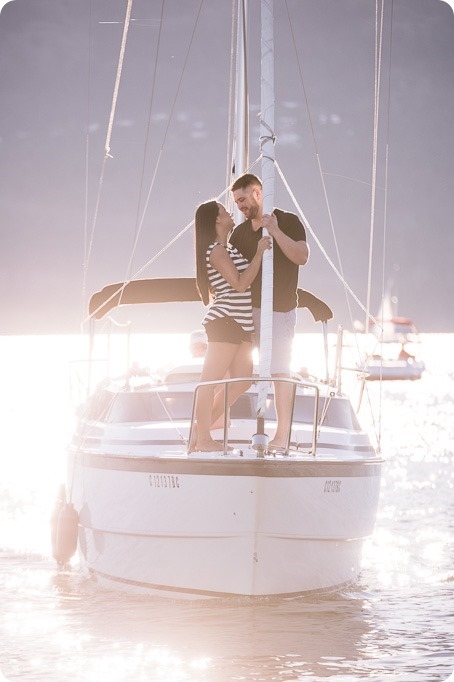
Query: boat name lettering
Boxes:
[
  {"xmin": 324, "ymin": 479, "xmax": 341, "ymax": 493},
  {"xmin": 149, "ymin": 474, "xmax": 180, "ymax": 489}
]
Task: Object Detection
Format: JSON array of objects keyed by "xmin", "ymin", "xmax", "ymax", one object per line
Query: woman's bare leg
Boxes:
[
  {"xmin": 193, "ymin": 341, "xmax": 237, "ymax": 451},
  {"xmin": 210, "ymin": 341, "xmax": 253, "ymax": 427}
]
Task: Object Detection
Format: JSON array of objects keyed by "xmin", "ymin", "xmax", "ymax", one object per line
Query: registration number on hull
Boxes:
[
  {"xmin": 149, "ymin": 474, "xmax": 180, "ymax": 489},
  {"xmin": 324, "ymin": 479, "xmax": 341, "ymax": 493}
]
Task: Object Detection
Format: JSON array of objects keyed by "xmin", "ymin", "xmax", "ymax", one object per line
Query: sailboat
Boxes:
[
  {"xmin": 53, "ymin": 1, "xmax": 383, "ymax": 598},
  {"xmin": 362, "ymin": 288, "xmax": 425, "ymax": 381}
]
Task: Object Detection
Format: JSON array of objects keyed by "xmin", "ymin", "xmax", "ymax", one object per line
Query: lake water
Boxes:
[{"xmin": 0, "ymin": 333, "xmax": 453, "ymax": 681}]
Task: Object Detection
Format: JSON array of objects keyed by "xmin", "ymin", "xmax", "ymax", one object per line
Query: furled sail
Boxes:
[{"xmin": 256, "ymin": 0, "xmax": 275, "ymax": 427}]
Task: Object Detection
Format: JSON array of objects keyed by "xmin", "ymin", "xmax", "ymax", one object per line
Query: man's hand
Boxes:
[{"xmin": 261, "ymin": 213, "xmax": 279, "ymax": 236}]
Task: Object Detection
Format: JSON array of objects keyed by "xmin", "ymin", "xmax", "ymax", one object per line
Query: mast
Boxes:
[
  {"xmin": 231, "ymin": 0, "xmax": 275, "ymax": 450},
  {"xmin": 234, "ymin": 0, "xmax": 249, "ymax": 192},
  {"xmin": 256, "ymin": 0, "xmax": 274, "ymax": 429}
]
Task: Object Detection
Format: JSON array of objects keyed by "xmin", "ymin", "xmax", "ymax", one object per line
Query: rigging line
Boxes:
[
  {"xmin": 322, "ymin": 172, "xmax": 385, "ymax": 191},
  {"xmin": 225, "ymin": 0, "xmax": 237, "ymax": 199},
  {"xmin": 105, "ymin": 0, "xmax": 134, "ymax": 157},
  {"xmin": 84, "ymin": 190, "xmax": 222, "ymax": 325},
  {"xmin": 155, "ymin": 393, "xmax": 188, "ymax": 445},
  {"xmin": 84, "ymin": 154, "xmax": 262, "ymax": 324},
  {"xmin": 284, "ymin": 1, "xmax": 384, "ymax": 448},
  {"xmin": 377, "ymin": 0, "xmax": 394, "ymax": 449},
  {"xmin": 283, "ymin": 0, "xmax": 358, "ymax": 335},
  {"xmin": 124, "ymin": 0, "xmax": 165, "ymax": 282},
  {"xmin": 121, "ymin": 0, "xmax": 205, "ymax": 286},
  {"xmin": 84, "ymin": 214, "xmax": 196, "ymax": 323},
  {"xmin": 130, "ymin": 155, "xmax": 260, "ymax": 277},
  {"xmin": 365, "ymin": 0, "xmax": 385, "ymax": 334},
  {"xmin": 236, "ymin": 0, "xmax": 250, "ymax": 173},
  {"xmin": 84, "ymin": 0, "xmax": 134, "ymax": 275},
  {"xmin": 358, "ymin": 1, "xmax": 391, "ymax": 452},
  {"xmin": 275, "ymin": 161, "xmax": 380, "ymax": 327},
  {"xmin": 379, "ymin": 5, "xmax": 394, "ymax": 305},
  {"xmin": 82, "ymin": 0, "xmax": 94, "ymax": 322}
]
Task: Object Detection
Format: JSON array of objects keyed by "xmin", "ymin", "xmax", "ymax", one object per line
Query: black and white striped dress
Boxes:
[{"xmin": 202, "ymin": 241, "xmax": 254, "ymax": 333}]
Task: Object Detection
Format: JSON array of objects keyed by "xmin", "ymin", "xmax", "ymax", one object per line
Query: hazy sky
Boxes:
[{"xmin": 1, "ymin": 0, "xmax": 453, "ymax": 334}]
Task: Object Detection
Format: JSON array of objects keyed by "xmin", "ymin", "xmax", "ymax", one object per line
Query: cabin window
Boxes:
[
  {"xmin": 260, "ymin": 395, "xmax": 360, "ymax": 430},
  {"xmin": 84, "ymin": 389, "xmax": 360, "ymax": 431},
  {"xmin": 82, "ymin": 389, "xmax": 113, "ymax": 422},
  {"xmin": 104, "ymin": 392, "xmax": 193, "ymax": 422}
]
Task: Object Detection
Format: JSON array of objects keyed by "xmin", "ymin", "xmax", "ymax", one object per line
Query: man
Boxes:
[
  {"xmin": 189, "ymin": 328, "xmax": 208, "ymax": 358},
  {"xmin": 230, "ymin": 173, "xmax": 309, "ymax": 450}
]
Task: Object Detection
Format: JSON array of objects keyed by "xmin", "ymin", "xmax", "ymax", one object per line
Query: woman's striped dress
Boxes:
[{"xmin": 202, "ymin": 241, "xmax": 254, "ymax": 333}]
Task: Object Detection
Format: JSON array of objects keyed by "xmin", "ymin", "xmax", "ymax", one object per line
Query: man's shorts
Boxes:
[
  {"xmin": 204, "ymin": 317, "xmax": 252, "ymax": 345},
  {"xmin": 252, "ymin": 308, "xmax": 296, "ymax": 375}
]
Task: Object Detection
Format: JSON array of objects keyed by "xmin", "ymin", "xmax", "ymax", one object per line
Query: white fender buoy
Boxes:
[{"xmin": 51, "ymin": 488, "xmax": 79, "ymax": 567}]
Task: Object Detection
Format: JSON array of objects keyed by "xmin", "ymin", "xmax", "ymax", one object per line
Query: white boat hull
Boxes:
[
  {"xmin": 70, "ymin": 452, "xmax": 381, "ymax": 598},
  {"xmin": 365, "ymin": 359, "xmax": 425, "ymax": 381}
]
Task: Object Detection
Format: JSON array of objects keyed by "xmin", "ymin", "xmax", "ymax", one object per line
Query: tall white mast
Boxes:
[
  {"xmin": 232, "ymin": 0, "xmax": 249, "ymax": 223},
  {"xmin": 235, "ymin": 1, "xmax": 249, "ymax": 174},
  {"xmin": 256, "ymin": 0, "xmax": 274, "ymax": 425}
]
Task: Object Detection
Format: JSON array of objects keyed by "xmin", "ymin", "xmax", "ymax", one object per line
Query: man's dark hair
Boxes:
[{"xmin": 230, "ymin": 173, "xmax": 262, "ymax": 192}]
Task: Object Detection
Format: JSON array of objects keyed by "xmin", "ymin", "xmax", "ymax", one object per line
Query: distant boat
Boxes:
[
  {"xmin": 363, "ymin": 351, "xmax": 425, "ymax": 382},
  {"xmin": 362, "ymin": 294, "xmax": 425, "ymax": 381}
]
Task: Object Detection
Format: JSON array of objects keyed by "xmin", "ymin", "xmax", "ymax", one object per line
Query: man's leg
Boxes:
[
  {"xmin": 266, "ymin": 309, "xmax": 297, "ymax": 450},
  {"xmin": 268, "ymin": 374, "xmax": 293, "ymax": 450}
]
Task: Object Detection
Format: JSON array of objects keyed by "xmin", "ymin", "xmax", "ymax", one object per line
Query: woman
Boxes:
[{"xmin": 191, "ymin": 199, "xmax": 271, "ymax": 452}]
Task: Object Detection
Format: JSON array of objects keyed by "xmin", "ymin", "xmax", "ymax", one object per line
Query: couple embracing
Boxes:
[{"xmin": 191, "ymin": 173, "xmax": 309, "ymax": 453}]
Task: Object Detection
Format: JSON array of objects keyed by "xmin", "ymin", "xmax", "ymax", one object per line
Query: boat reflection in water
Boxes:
[{"xmin": 50, "ymin": 568, "xmax": 373, "ymax": 680}]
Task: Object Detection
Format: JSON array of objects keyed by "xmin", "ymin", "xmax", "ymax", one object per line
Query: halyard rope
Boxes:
[{"xmin": 84, "ymin": 0, "xmax": 134, "ymax": 276}]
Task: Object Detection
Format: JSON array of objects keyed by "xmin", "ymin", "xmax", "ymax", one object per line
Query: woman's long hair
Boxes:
[{"xmin": 195, "ymin": 200, "xmax": 218, "ymax": 305}]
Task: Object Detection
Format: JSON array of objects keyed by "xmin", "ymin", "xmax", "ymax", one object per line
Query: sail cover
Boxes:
[{"xmin": 88, "ymin": 278, "xmax": 332, "ymax": 324}]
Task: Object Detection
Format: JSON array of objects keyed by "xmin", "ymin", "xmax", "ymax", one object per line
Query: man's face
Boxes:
[{"xmin": 232, "ymin": 185, "xmax": 261, "ymax": 220}]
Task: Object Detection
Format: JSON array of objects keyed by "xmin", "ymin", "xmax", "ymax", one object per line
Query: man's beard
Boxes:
[{"xmin": 246, "ymin": 201, "xmax": 259, "ymax": 220}]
